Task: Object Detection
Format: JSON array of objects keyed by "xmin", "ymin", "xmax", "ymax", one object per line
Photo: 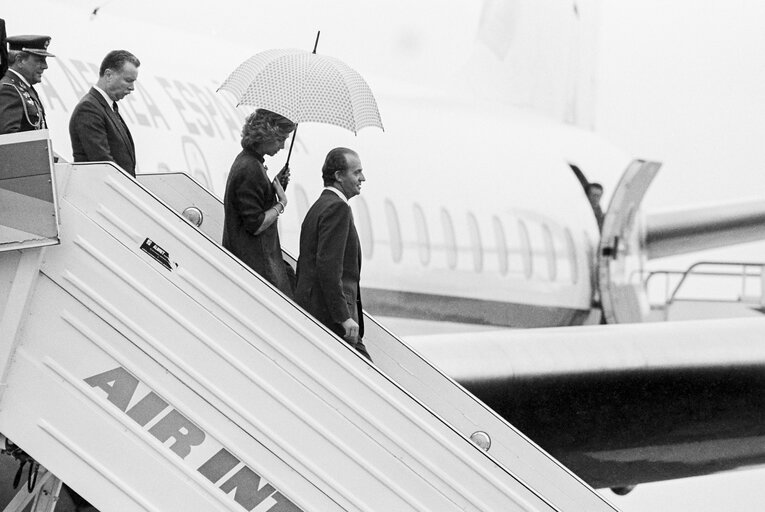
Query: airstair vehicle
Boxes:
[{"xmin": 0, "ymin": 131, "xmax": 618, "ymax": 511}]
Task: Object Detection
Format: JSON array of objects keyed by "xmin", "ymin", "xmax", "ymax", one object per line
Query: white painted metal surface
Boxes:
[
  {"xmin": 138, "ymin": 172, "xmax": 620, "ymax": 512},
  {"xmin": 598, "ymin": 159, "xmax": 661, "ymax": 324},
  {"xmin": 0, "ymin": 161, "xmax": 620, "ymax": 511},
  {"xmin": 0, "ymin": 131, "xmax": 59, "ymax": 253},
  {"xmin": 0, "ymin": 158, "xmax": 611, "ymax": 512}
]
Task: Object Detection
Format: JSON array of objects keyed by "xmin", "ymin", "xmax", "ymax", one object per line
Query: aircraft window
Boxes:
[
  {"xmin": 564, "ymin": 227, "xmax": 578, "ymax": 284},
  {"xmin": 502, "ymin": 215, "xmax": 527, "ymax": 277},
  {"xmin": 492, "ymin": 216, "xmax": 508, "ymax": 276},
  {"xmin": 517, "ymin": 219, "xmax": 532, "ymax": 279},
  {"xmin": 294, "ymin": 184, "xmax": 310, "ymax": 223},
  {"xmin": 413, "ymin": 203, "xmax": 430, "ymax": 265},
  {"xmin": 548, "ymin": 226, "xmax": 572, "ymax": 284},
  {"xmin": 542, "ymin": 224, "xmax": 557, "ymax": 281},
  {"xmin": 467, "ymin": 212, "xmax": 483, "ymax": 273},
  {"xmin": 525, "ymin": 222, "xmax": 549, "ymax": 281},
  {"xmin": 385, "ymin": 199, "xmax": 403, "ymax": 263},
  {"xmin": 355, "ymin": 196, "xmax": 374, "ymax": 259},
  {"xmin": 441, "ymin": 208, "xmax": 457, "ymax": 270}
]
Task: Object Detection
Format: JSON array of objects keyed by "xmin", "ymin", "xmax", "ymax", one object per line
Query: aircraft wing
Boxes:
[{"xmin": 404, "ymin": 317, "xmax": 765, "ymax": 489}]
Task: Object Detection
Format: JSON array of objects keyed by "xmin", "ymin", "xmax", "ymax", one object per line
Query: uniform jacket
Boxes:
[
  {"xmin": 69, "ymin": 87, "xmax": 136, "ymax": 176},
  {"xmin": 295, "ymin": 189, "xmax": 364, "ymax": 340},
  {"xmin": 0, "ymin": 70, "xmax": 46, "ymax": 134},
  {"xmin": 222, "ymin": 149, "xmax": 295, "ymax": 297}
]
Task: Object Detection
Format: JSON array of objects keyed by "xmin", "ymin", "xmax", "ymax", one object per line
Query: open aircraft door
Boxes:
[{"xmin": 598, "ymin": 159, "xmax": 661, "ymax": 323}]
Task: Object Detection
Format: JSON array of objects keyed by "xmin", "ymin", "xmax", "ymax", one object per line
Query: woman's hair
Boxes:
[{"xmin": 240, "ymin": 109, "xmax": 296, "ymax": 151}]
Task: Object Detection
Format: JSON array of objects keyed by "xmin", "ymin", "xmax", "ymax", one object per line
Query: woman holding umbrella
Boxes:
[{"xmin": 222, "ymin": 109, "xmax": 297, "ymax": 298}]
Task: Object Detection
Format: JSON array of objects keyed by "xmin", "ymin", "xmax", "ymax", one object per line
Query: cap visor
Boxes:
[{"xmin": 23, "ymin": 49, "xmax": 55, "ymax": 57}]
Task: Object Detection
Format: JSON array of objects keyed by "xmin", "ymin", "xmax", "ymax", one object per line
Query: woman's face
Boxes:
[{"xmin": 260, "ymin": 132, "xmax": 291, "ymax": 157}]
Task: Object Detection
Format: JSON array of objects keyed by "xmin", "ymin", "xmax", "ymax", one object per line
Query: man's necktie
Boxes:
[{"xmin": 113, "ymin": 101, "xmax": 128, "ymax": 129}]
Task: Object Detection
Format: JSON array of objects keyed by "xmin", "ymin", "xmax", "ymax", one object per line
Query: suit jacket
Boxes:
[
  {"xmin": 69, "ymin": 87, "xmax": 136, "ymax": 176},
  {"xmin": 222, "ymin": 149, "xmax": 295, "ymax": 297},
  {"xmin": 295, "ymin": 189, "xmax": 364, "ymax": 340},
  {"xmin": 0, "ymin": 19, "xmax": 7, "ymax": 78},
  {"xmin": 0, "ymin": 70, "xmax": 46, "ymax": 134}
]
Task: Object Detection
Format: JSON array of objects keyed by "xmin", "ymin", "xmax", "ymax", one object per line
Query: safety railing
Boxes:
[{"xmin": 643, "ymin": 261, "xmax": 765, "ymax": 321}]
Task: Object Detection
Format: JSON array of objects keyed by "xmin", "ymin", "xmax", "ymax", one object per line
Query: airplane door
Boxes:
[{"xmin": 598, "ymin": 159, "xmax": 661, "ymax": 323}]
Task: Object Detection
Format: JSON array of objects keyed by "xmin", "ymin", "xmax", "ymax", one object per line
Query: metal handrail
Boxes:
[{"xmin": 644, "ymin": 261, "xmax": 765, "ymax": 307}]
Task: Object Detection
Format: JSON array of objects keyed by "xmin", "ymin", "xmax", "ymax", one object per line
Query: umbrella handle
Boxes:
[{"xmin": 285, "ymin": 124, "xmax": 298, "ymax": 169}]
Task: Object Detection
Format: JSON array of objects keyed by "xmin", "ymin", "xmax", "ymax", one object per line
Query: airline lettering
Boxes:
[{"xmin": 84, "ymin": 366, "xmax": 303, "ymax": 512}]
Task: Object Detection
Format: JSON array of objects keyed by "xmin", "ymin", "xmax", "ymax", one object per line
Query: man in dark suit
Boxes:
[
  {"xmin": 69, "ymin": 50, "xmax": 140, "ymax": 176},
  {"xmin": 587, "ymin": 182, "xmax": 605, "ymax": 232},
  {"xmin": 295, "ymin": 147, "xmax": 370, "ymax": 360},
  {"xmin": 0, "ymin": 20, "xmax": 8, "ymax": 78},
  {"xmin": 0, "ymin": 34, "xmax": 55, "ymax": 134}
]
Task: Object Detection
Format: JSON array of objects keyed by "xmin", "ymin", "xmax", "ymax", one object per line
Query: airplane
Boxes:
[{"xmin": 3, "ymin": 0, "xmax": 765, "ymax": 510}]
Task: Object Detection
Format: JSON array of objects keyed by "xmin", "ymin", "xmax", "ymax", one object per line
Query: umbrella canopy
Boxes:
[{"xmin": 219, "ymin": 48, "xmax": 383, "ymax": 134}]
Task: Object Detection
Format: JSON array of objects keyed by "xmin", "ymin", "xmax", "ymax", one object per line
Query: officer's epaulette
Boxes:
[
  {"xmin": 1, "ymin": 80, "xmax": 23, "ymax": 95},
  {"xmin": 1, "ymin": 75, "xmax": 45, "ymax": 130},
  {"xmin": 1, "ymin": 74, "xmax": 26, "ymax": 99},
  {"xmin": 5, "ymin": 74, "xmax": 28, "ymax": 91}
]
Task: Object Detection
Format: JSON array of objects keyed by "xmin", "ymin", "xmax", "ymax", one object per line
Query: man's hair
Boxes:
[
  {"xmin": 99, "ymin": 50, "xmax": 140, "ymax": 77},
  {"xmin": 322, "ymin": 147, "xmax": 356, "ymax": 186},
  {"xmin": 240, "ymin": 109, "xmax": 295, "ymax": 152},
  {"xmin": 7, "ymin": 50, "xmax": 21, "ymax": 65},
  {"xmin": 7, "ymin": 50, "xmax": 39, "ymax": 66},
  {"xmin": 587, "ymin": 182, "xmax": 603, "ymax": 193}
]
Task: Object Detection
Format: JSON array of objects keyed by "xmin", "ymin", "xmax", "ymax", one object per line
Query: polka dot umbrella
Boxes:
[{"xmin": 218, "ymin": 48, "xmax": 384, "ymax": 136}]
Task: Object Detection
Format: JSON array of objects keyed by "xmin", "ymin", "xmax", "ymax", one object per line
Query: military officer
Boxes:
[{"xmin": 0, "ymin": 34, "xmax": 55, "ymax": 134}]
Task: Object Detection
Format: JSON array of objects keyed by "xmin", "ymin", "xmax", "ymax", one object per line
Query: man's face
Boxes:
[
  {"xmin": 588, "ymin": 187, "xmax": 603, "ymax": 208},
  {"xmin": 105, "ymin": 62, "xmax": 139, "ymax": 101},
  {"xmin": 336, "ymin": 153, "xmax": 365, "ymax": 199},
  {"xmin": 16, "ymin": 54, "xmax": 48, "ymax": 85}
]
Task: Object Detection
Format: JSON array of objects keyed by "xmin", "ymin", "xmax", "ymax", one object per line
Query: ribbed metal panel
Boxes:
[
  {"xmin": 0, "ymin": 162, "xmax": 619, "ymax": 511},
  {"xmin": 138, "ymin": 172, "xmax": 619, "ymax": 512}
]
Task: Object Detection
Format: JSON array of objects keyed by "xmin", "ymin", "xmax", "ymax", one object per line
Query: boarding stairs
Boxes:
[{"xmin": 0, "ymin": 132, "xmax": 617, "ymax": 511}]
